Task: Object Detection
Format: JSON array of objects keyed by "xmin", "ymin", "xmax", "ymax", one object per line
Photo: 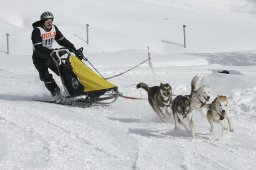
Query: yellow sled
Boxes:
[{"xmin": 53, "ymin": 48, "xmax": 120, "ymax": 106}]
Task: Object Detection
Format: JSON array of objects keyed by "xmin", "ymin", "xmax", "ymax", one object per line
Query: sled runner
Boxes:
[{"xmin": 50, "ymin": 48, "xmax": 120, "ymax": 107}]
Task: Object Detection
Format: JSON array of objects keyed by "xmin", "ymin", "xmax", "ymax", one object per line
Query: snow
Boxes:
[{"xmin": 1, "ymin": 0, "xmax": 256, "ymax": 169}]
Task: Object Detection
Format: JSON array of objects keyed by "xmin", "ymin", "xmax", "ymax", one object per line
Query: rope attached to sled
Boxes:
[
  {"xmin": 120, "ymin": 94, "xmax": 147, "ymax": 100},
  {"xmin": 81, "ymin": 46, "xmax": 153, "ymax": 80},
  {"xmin": 105, "ymin": 58, "xmax": 150, "ymax": 80},
  {"xmin": 121, "ymin": 93, "xmax": 178, "ymax": 100},
  {"xmin": 105, "ymin": 47, "xmax": 153, "ymax": 80}
]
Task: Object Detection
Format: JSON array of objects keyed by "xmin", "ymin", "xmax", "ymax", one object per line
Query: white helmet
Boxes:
[{"xmin": 40, "ymin": 11, "xmax": 54, "ymax": 21}]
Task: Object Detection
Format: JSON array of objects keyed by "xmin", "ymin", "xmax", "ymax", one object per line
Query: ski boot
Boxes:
[{"xmin": 51, "ymin": 87, "xmax": 61, "ymax": 103}]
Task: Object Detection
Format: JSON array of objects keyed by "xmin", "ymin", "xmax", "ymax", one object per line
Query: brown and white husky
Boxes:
[{"xmin": 207, "ymin": 96, "xmax": 234, "ymax": 133}]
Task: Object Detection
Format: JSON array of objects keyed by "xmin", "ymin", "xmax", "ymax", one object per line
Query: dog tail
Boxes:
[
  {"xmin": 191, "ymin": 75, "xmax": 199, "ymax": 94},
  {"xmin": 137, "ymin": 82, "xmax": 149, "ymax": 92}
]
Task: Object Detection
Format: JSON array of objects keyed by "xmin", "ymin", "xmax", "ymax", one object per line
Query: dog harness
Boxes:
[
  {"xmin": 209, "ymin": 108, "xmax": 225, "ymax": 120},
  {"xmin": 159, "ymin": 96, "xmax": 172, "ymax": 107},
  {"xmin": 195, "ymin": 92, "xmax": 207, "ymax": 108}
]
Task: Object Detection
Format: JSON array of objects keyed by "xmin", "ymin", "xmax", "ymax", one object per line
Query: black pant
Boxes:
[{"xmin": 32, "ymin": 52, "xmax": 60, "ymax": 95}]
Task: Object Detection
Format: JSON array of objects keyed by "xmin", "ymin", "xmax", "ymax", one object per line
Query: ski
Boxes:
[{"xmin": 34, "ymin": 98, "xmax": 110, "ymax": 108}]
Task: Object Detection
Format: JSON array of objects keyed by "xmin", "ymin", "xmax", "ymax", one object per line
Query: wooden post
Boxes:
[
  {"xmin": 183, "ymin": 25, "xmax": 186, "ymax": 48},
  {"xmin": 86, "ymin": 24, "xmax": 89, "ymax": 44},
  {"xmin": 6, "ymin": 33, "xmax": 10, "ymax": 54}
]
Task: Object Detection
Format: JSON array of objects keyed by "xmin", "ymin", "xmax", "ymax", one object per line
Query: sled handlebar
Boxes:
[{"xmin": 54, "ymin": 47, "xmax": 84, "ymax": 59}]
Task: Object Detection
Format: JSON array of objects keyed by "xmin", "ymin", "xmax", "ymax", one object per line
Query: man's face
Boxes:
[{"xmin": 43, "ymin": 19, "xmax": 53, "ymax": 31}]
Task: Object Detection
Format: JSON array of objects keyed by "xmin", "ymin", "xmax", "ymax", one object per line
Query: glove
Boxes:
[
  {"xmin": 50, "ymin": 50, "xmax": 62, "ymax": 65},
  {"xmin": 75, "ymin": 47, "xmax": 86, "ymax": 60},
  {"xmin": 68, "ymin": 46, "xmax": 76, "ymax": 53}
]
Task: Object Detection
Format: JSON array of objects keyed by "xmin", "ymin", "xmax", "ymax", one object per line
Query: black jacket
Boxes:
[{"xmin": 31, "ymin": 20, "xmax": 76, "ymax": 58}]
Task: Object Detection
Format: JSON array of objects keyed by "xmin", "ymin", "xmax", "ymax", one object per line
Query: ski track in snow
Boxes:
[{"xmin": 0, "ymin": 100, "xmax": 139, "ymax": 170}]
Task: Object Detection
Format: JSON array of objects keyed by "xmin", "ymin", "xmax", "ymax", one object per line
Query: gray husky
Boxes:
[
  {"xmin": 171, "ymin": 75, "xmax": 211, "ymax": 138},
  {"xmin": 172, "ymin": 95, "xmax": 195, "ymax": 137},
  {"xmin": 137, "ymin": 82, "xmax": 172, "ymax": 122}
]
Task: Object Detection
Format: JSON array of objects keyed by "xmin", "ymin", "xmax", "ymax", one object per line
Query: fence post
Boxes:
[
  {"xmin": 6, "ymin": 33, "xmax": 10, "ymax": 54},
  {"xmin": 86, "ymin": 24, "xmax": 89, "ymax": 44},
  {"xmin": 183, "ymin": 25, "xmax": 186, "ymax": 48}
]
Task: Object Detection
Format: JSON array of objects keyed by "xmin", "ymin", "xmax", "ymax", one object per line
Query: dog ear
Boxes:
[{"xmin": 163, "ymin": 83, "xmax": 171, "ymax": 89}]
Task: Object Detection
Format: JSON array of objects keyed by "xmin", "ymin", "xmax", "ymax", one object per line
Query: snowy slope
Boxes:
[
  {"xmin": 1, "ymin": 0, "xmax": 256, "ymax": 169},
  {"xmin": 1, "ymin": 0, "xmax": 256, "ymax": 54}
]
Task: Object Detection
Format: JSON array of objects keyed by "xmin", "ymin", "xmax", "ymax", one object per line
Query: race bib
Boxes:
[{"xmin": 37, "ymin": 26, "xmax": 56, "ymax": 49}]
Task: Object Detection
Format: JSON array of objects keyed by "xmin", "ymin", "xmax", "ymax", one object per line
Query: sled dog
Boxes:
[
  {"xmin": 171, "ymin": 76, "xmax": 211, "ymax": 137},
  {"xmin": 190, "ymin": 76, "xmax": 211, "ymax": 117},
  {"xmin": 137, "ymin": 82, "xmax": 172, "ymax": 122},
  {"xmin": 206, "ymin": 96, "xmax": 234, "ymax": 133},
  {"xmin": 172, "ymin": 95, "xmax": 195, "ymax": 137}
]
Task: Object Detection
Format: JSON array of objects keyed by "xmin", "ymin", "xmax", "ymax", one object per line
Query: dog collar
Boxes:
[
  {"xmin": 196, "ymin": 93, "xmax": 207, "ymax": 108},
  {"xmin": 216, "ymin": 110, "xmax": 225, "ymax": 120},
  {"xmin": 211, "ymin": 108, "xmax": 225, "ymax": 120},
  {"xmin": 200, "ymin": 101, "xmax": 206, "ymax": 108}
]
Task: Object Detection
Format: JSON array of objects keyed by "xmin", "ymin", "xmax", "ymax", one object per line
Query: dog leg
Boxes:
[
  {"xmin": 187, "ymin": 113, "xmax": 195, "ymax": 137},
  {"xmin": 177, "ymin": 114, "xmax": 190, "ymax": 133},
  {"xmin": 227, "ymin": 116, "xmax": 234, "ymax": 132},
  {"xmin": 158, "ymin": 114, "xmax": 166, "ymax": 122},
  {"xmin": 200, "ymin": 109, "xmax": 207, "ymax": 118},
  {"xmin": 153, "ymin": 107, "xmax": 166, "ymax": 122},
  {"xmin": 209, "ymin": 122, "xmax": 214, "ymax": 133},
  {"xmin": 159, "ymin": 107, "xmax": 168, "ymax": 122},
  {"xmin": 219, "ymin": 120, "xmax": 228, "ymax": 135},
  {"xmin": 207, "ymin": 111, "xmax": 214, "ymax": 133},
  {"xmin": 167, "ymin": 106, "xmax": 172, "ymax": 116},
  {"xmin": 173, "ymin": 112, "xmax": 179, "ymax": 131},
  {"xmin": 157, "ymin": 111, "xmax": 166, "ymax": 122},
  {"xmin": 220, "ymin": 120, "xmax": 228, "ymax": 130}
]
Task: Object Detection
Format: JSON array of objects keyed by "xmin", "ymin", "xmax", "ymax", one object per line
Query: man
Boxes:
[{"xmin": 31, "ymin": 11, "xmax": 76, "ymax": 100}]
